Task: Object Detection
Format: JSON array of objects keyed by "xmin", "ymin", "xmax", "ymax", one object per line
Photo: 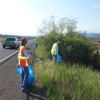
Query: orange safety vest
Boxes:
[{"xmin": 18, "ymin": 46, "xmax": 30, "ymax": 67}]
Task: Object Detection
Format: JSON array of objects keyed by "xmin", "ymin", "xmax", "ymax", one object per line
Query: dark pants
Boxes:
[
  {"xmin": 52, "ymin": 55, "xmax": 57, "ymax": 63},
  {"xmin": 21, "ymin": 67, "xmax": 29, "ymax": 90}
]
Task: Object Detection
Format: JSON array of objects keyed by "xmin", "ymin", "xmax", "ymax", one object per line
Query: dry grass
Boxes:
[
  {"xmin": 89, "ymin": 38, "xmax": 100, "ymax": 55},
  {"xmin": 0, "ymin": 38, "xmax": 5, "ymax": 42}
]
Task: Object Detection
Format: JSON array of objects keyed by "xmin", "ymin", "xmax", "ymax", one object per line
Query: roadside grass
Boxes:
[{"xmin": 34, "ymin": 45, "xmax": 100, "ymax": 100}]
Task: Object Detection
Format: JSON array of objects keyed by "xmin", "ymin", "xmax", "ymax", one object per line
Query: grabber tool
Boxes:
[{"xmin": 32, "ymin": 54, "xmax": 45, "ymax": 61}]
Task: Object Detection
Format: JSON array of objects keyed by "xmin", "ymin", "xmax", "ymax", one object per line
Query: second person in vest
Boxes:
[
  {"xmin": 51, "ymin": 41, "xmax": 62, "ymax": 63},
  {"xmin": 35, "ymin": 40, "xmax": 38, "ymax": 47},
  {"xmin": 18, "ymin": 37, "xmax": 32, "ymax": 93}
]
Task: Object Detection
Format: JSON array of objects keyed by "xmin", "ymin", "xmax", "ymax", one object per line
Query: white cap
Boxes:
[{"xmin": 57, "ymin": 41, "xmax": 62, "ymax": 44}]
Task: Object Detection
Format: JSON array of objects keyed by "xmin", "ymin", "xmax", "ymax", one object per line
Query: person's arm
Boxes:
[
  {"xmin": 23, "ymin": 49, "xmax": 31, "ymax": 57},
  {"xmin": 55, "ymin": 45, "xmax": 58, "ymax": 55}
]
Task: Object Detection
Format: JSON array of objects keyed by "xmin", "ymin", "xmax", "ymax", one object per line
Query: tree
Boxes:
[{"xmin": 37, "ymin": 15, "xmax": 78, "ymax": 36}]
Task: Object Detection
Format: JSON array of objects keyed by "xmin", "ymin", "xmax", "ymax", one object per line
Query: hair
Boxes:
[
  {"xmin": 19, "ymin": 38, "xmax": 27, "ymax": 48},
  {"xmin": 19, "ymin": 42, "xmax": 25, "ymax": 48}
]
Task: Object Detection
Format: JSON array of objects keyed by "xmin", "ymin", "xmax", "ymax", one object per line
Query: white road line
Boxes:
[{"xmin": 0, "ymin": 50, "xmax": 18, "ymax": 63}]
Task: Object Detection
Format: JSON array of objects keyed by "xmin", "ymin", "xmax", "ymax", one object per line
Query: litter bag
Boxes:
[
  {"xmin": 57, "ymin": 54, "xmax": 62, "ymax": 63},
  {"xmin": 16, "ymin": 62, "xmax": 35, "ymax": 86},
  {"xmin": 35, "ymin": 43, "xmax": 37, "ymax": 48}
]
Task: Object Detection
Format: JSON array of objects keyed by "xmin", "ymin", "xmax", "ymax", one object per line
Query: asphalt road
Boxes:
[
  {"xmin": 0, "ymin": 40, "xmax": 46, "ymax": 100},
  {"xmin": 0, "ymin": 40, "xmax": 34, "ymax": 61},
  {"xmin": 0, "ymin": 42, "xmax": 38, "ymax": 100},
  {"xmin": 0, "ymin": 42, "xmax": 2, "ymax": 47}
]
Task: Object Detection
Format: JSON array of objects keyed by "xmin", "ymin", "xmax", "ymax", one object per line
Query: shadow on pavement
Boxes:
[
  {"xmin": 26, "ymin": 47, "xmax": 31, "ymax": 50},
  {"xmin": 4, "ymin": 47, "xmax": 19, "ymax": 50},
  {"xmin": 27, "ymin": 86, "xmax": 47, "ymax": 100}
]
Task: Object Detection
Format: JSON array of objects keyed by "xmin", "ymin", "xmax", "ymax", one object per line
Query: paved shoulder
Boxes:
[{"xmin": 0, "ymin": 53, "xmax": 28, "ymax": 100}]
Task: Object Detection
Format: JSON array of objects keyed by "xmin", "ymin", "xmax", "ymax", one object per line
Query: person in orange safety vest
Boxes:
[{"xmin": 18, "ymin": 37, "xmax": 32, "ymax": 93}]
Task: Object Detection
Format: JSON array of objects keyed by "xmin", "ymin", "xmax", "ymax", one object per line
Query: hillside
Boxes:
[
  {"xmin": 0, "ymin": 34, "xmax": 36, "ymax": 40},
  {"xmin": 86, "ymin": 33, "xmax": 100, "ymax": 38}
]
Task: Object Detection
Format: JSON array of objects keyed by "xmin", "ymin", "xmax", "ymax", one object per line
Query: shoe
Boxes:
[
  {"xmin": 22, "ymin": 89, "xmax": 29, "ymax": 93},
  {"xmin": 27, "ymin": 85, "xmax": 32, "ymax": 87}
]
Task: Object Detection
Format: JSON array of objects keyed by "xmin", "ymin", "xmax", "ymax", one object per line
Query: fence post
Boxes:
[{"xmin": 97, "ymin": 51, "xmax": 99, "ymax": 55}]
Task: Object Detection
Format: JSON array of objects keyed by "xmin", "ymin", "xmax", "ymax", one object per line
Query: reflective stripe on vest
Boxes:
[
  {"xmin": 51, "ymin": 43, "xmax": 58, "ymax": 54},
  {"xmin": 18, "ymin": 46, "xmax": 29, "ymax": 67}
]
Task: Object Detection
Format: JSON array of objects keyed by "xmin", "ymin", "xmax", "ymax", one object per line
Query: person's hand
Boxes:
[{"xmin": 29, "ymin": 52, "xmax": 32, "ymax": 55}]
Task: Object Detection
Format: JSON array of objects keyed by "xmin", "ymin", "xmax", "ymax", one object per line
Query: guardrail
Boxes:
[{"xmin": 0, "ymin": 40, "xmax": 35, "ymax": 65}]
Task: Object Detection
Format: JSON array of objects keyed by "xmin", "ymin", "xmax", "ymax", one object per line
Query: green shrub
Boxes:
[
  {"xmin": 37, "ymin": 33, "xmax": 96, "ymax": 66},
  {"xmin": 92, "ymin": 54, "xmax": 100, "ymax": 69},
  {"xmin": 61, "ymin": 36, "xmax": 94, "ymax": 65}
]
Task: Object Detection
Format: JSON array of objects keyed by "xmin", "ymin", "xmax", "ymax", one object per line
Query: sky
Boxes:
[{"xmin": 0, "ymin": 0, "xmax": 100, "ymax": 36}]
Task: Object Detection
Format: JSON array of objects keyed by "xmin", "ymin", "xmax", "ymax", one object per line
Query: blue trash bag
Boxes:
[
  {"xmin": 35, "ymin": 43, "xmax": 37, "ymax": 48},
  {"xmin": 28, "ymin": 63, "xmax": 35, "ymax": 85},
  {"xmin": 16, "ymin": 62, "xmax": 35, "ymax": 86},
  {"xmin": 57, "ymin": 54, "xmax": 62, "ymax": 63}
]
